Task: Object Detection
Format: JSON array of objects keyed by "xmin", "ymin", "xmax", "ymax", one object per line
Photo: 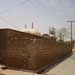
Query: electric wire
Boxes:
[{"xmin": 0, "ymin": 0, "xmax": 31, "ymax": 28}]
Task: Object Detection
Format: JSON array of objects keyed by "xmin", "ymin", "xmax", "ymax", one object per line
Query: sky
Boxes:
[{"xmin": 0, "ymin": 0, "xmax": 75, "ymax": 39}]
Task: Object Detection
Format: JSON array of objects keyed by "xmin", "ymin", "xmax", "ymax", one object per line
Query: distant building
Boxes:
[{"xmin": 20, "ymin": 28, "xmax": 41, "ymax": 36}]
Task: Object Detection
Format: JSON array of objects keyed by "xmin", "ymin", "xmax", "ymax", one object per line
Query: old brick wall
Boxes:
[
  {"xmin": 0, "ymin": 29, "xmax": 72, "ymax": 72},
  {"xmin": 0, "ymin": 30, "xmax": 8, "ymax": 64},
  {"xmin": 28, "ymin": 39, "xmax": 72, "ymax": 71}
]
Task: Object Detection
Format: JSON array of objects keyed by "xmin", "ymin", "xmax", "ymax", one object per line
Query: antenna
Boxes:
[
  {"xmin": 32, "ymin": 22, "xmax": 34, "ymax": 28},
  {"xmin": 25, "ymin": 24, "xmax": 27, "ymax": 29}
]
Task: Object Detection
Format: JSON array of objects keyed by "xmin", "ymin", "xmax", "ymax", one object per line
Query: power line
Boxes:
[
  {"xmin": 0, "ymin": 16, "xmax": 18, "ymax": 28},
  {"xmin": 24, "ymin": 0, "xmax": 47, "ymax": 11},
  {"xmin": 0, "ymin": 0, "xmax": 31, "ymax": 28},
  {"xmin": 35, "ymin": 0, "xmax": 46, "ymax": 8},
  {"xmin": 0, "ymin": 0, "xmax": 47, "ymax": 29},
  {"xmin": 0, "ymin": 0, "xmax": 31, "ymax": 20},
  {"xmin": 0, "ymin": 0, "xmax": 30, "ymax": 15}
]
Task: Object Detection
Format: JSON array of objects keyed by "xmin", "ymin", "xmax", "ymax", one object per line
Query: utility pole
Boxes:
[
  {"xmin": 32, "ymin": 22, "xmax": 34, "ymax": 28},
  {"xmin": 67, "ymin": 21, "xmax": 75, "ymax": 50},
  {"xmin": 25, "ymin": 24, "xmax": 27, "ymax": 29}
]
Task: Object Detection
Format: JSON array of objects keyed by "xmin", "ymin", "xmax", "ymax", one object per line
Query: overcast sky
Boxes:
[{"xmin": 0, "ymin": 0, "xmax": 75, "ymax": 38}]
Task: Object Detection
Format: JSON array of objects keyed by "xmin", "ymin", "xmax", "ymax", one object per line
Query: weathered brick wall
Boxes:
[
  {"xmin": 28, "ymin": 38, "xmax": 72, "ymax": 71},
  {"xmin": 0, "ymin": 29, "xmax": 72, "ymax": 72},
  {"xmin": 0, "ymin": 30, "xmax": 8, "ymax": 64}
]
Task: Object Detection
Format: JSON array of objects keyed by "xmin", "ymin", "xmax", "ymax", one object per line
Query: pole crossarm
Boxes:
[{"xmin": 67, "ymin": 21, "xmax": 75, "ymax": 22}]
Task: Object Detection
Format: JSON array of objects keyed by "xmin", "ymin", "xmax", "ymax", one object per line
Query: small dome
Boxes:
[{"xmin": 42, "ymin": 34, "xmax": 50, "ymax": 38}]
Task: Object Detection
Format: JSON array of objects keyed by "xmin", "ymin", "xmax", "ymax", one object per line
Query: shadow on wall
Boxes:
[{"xmin": 0, "ymin": 73, "xmax": 5, "ymax": 75}]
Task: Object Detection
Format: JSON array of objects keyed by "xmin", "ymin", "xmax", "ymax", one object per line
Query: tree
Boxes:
[
  {"xmin": 49, "ymin": 27, "xmax": 56, "ymax": 37},
  {"xmin": 58, "ymin": 27, "xmax": 67, "ymax": 41}
]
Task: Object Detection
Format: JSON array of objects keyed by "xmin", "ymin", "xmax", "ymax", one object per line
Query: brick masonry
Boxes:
[{"xmin": 0, "ymin": 29, "xmax": 72, "ymax": 73}]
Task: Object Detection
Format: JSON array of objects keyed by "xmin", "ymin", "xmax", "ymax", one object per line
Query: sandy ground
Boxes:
[
  {"xmin": 46, "ymin": 51, "xmax": 75, "ymax": 75},
  {"xmin": 0, "ymin": 51, "xmax": 75, "ymax": 75}
]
